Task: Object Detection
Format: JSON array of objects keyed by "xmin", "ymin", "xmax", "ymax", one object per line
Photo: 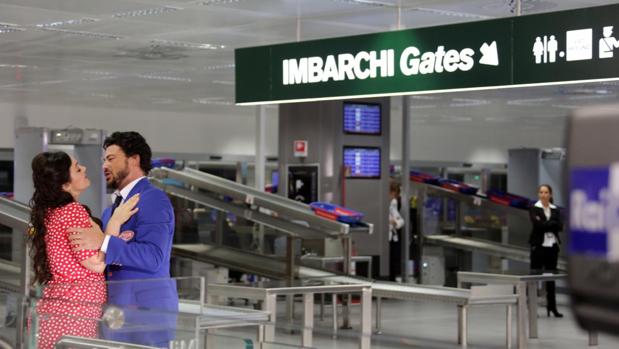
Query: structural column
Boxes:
[{"xmin": 401, "ymin": 96, "xmax": 411, "ymax": 283}]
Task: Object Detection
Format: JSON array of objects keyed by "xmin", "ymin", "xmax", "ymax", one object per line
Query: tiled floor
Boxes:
[{"xmin": 218, "ymin": 298, "xmax": 619, "ymax": 348}]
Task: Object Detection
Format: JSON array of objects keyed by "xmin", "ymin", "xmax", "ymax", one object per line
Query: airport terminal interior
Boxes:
[{"xmin": 2, "ymin": 0, "xmax": 619, "ymax": 348}]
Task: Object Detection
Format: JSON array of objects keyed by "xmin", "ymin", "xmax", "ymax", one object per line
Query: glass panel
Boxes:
[
  {"xmin": 0, "ymin": 222, "xmax": 12, "ymax": 262},
  {"xmin": 27, "ymin": 277, "xmax": 272, "ymax": 349},
  {"xmin": 28, "ymin": 277, "xmax": 204, "ymax": 349},
  {"xmin": 0, "ymin": 289, "xmax": 22, "ymax": 349}
]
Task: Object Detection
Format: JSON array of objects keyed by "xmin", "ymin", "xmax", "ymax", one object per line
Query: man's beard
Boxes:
[{"xmin": 107, "ymin": 166, "xmax": 129, "ymax": 190}]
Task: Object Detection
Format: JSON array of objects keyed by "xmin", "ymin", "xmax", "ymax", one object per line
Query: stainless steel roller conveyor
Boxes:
[
  {"xmin": 411, "ymin": 180, "xmax": 530, "ymax": 219},
  {"xmin": 172, "ymin": 243, "xmax": 335, "ymax": 280}
]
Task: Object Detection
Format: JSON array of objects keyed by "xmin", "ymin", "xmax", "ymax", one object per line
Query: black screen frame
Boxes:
[
  {"xmin": 343, "ymin": 146, "xmax": 382, "ymax": 179},
  {"xmin": 342, "ymin": 102, "xmax": 382, "ymax": 136}
]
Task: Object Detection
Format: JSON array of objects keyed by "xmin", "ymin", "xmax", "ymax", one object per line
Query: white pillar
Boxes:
[{"xmin": 255, "ymin": 106, "xmax": 267, "ymax": 191}]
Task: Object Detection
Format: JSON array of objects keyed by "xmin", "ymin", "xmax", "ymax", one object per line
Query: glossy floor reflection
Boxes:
[{"xmin": 216, "ymin": 298, "xmax": 619, "ymax": 348}]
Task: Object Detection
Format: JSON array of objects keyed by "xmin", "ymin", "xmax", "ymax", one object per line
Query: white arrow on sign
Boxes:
[{"xmin": 479, "ymin": 41, "xmax": 499, "ymax": 66}]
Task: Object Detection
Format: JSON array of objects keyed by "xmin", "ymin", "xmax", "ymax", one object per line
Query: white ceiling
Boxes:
[{"xmin": 0, "ymin": 0, "xmax": 618, "ymax": 128}]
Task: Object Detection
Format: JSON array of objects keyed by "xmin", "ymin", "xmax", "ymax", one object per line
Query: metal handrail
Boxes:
[
  {"xmin": 0, "ymin": 198, "xmax": 29, "ymax": 232},
  {"xmin": 152, "ymin": 178, "xmax": 340, "ymax": 239},
  {"xmin": 55, "ymin": 336, "xmax": 159, "ymax": 349},
  {"xmin": 425, "ymin": 234, "xmax": 567, "ymax": 270},
  {"xmin": 151, "ymin": 167, "xmax": 374, "ymax": 236}
]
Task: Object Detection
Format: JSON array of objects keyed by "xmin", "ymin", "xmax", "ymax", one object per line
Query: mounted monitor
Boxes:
[
  {"xmin": 343, "ymin": 146, "xmax": 381, "ymax": 179},
  {"xmin": 343, "ymin": 102, "xmax": 381, "ymax": 135}
]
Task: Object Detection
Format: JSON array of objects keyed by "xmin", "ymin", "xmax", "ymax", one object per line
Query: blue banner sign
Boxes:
[{"xmin": 570, "ymin": 165, "xmax": 619, "ymax": 260}]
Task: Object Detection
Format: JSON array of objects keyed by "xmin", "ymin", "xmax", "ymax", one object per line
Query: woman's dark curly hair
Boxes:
[{"xmin": 28, "ymin": 152, "xmax": 75, "ymax": 285}]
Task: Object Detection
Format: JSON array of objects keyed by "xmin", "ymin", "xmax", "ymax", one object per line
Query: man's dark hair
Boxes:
[{"xmin": 103, "ymin": 131, "xmax": 152, "ymax": 174}]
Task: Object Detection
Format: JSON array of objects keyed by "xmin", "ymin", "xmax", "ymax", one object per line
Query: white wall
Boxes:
[
  {"xmin": 389, "ymin": 107, "xmax": 565, "ymax": 164},
  {"xmin": 0, "ymin": 100, "xmax": 564, "ymax": 165},
  {"xmin": 0, "ymin": 103, "xmax": 279, "ymax": 156}
]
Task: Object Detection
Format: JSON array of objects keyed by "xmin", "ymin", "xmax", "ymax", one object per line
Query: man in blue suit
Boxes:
[{"xmin": 69, "ymin": 131, "xmax": 177, "ymax": 347}]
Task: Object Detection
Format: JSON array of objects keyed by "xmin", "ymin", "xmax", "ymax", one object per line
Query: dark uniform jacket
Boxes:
[{"xmin": 529, "ymin": 201, "xmax": 562, "ymax": 247}]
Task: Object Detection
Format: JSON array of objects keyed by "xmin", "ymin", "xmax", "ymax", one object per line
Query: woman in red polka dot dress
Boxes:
[{"xmin": 27, "ymin": 152, "xmax": 139, "ymax": 349}]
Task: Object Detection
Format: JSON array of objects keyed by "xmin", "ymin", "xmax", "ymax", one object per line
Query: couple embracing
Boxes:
[{"xmin": 28, "ymin": 131, "xmax": 177, "ymax": 348}]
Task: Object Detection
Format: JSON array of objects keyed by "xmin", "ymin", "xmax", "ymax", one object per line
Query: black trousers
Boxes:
[
  {"xmin": 530, "ymin": 244, "xmax": 559, "ymax": 310},
  {"xmin": 389, "ymin": 238, "xmax": 402, "ymax": 281}
]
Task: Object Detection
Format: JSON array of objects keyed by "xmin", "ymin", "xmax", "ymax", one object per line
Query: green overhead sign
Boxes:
[{"xmin": 235, "ymin": 4, "xmax": 619, "ymax": 105}]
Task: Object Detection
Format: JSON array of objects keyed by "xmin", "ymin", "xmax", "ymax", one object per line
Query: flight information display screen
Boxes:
[
  {"xmin": 343, "ymin": 102, "xmax": 381, "ymax": 135},
  {"xmin": 343, "ymin": 146, "xmax": 381, "ymax": 179}
]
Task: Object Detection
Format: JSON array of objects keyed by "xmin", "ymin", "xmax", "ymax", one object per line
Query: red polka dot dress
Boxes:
[{"xmin": 34, "ymin": 202, "xmax": 106, "ymax": 349}]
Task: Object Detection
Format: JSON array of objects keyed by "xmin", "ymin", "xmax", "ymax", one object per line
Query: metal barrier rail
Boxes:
[
  {"xmin": 424, "ymin": 234, "xmax": 567, "ymax": 270},
  {"xmin": 55, "ymin": 336, "xmax": 159, "ymax": 349}
]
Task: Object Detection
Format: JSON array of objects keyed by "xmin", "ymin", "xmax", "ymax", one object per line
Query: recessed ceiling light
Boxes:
[
  {"xmin": 136, "ymin": 74, "xmax": 192, "ymax": 82},
  {"xmin": 206, "ymin": 64, "xmax": 235, "ymax": 70},
  {"xmin": 441, "ymin": 115, "xmax": 472, "ymax": 122},
  {"xmin": 212, "ymin": 80, "xmax": 234, "ymax": 85},
  {"xmin": 37, "ymin": 28, "xmax": 123, "ymax": 40},
  {"xmin": 506, "ymin": 98, "xmax": 552, "ymax": 106},
  {"xmin": 331, "ymin": 0, "xmax": 393, "ymax": 7},
  {"xmin": 411, "ymin": 8, "xmax": 491, "ymax": 19},
  {"xmin": 0, "ymin": 23, "xmax": 25, "ymax": 34},
  {"xmin": 0, "ymin": 64, "xmax": 32, "ymax": 69},
  {"xmin": 199, "ymin": 0, "xmax": 243, "ymax": 6},
  {"xmin": 150, "ymin": 39, "xmax": 225, "ymax": 50},
  {"xmin": 409, "ymin": 104, "xmax": 436, "ymax": 110},
  {"xmin": 551, "ymin": 104, "xmax": 579, "ymax": 109},
  {"xmin": 35, "ymin": 18, "xmax": 100, "ymax": 28},
  {"xmin": 568, "ymin": 94, "xmax": 614, "ymax": 101},
  {"xmin": 112, "ymin": 7, "xmax": 182, "ymax": 18},
  {"xmin": 410, "ymin": 95, "xmax": 439, "ymax": 100},
  {"xmin": 449, "ymin": 98, "xmax": 490, "ymax": 107},
  {"xmin": 193, "ymin": 97, "xmax": 233, "ymax": 105}
]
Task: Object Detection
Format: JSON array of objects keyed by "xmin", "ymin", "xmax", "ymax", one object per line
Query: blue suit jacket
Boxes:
[{"xmin": 101, "ymin": 178, "xmax": 178, "ymax": 346}]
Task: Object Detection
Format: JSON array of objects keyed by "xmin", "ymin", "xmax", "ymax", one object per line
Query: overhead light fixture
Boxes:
[
  {"xmin": 212, "ymin": 80, "xmax": 234, "ymax": 85},
  {"xmin": 193, "ymin": 97, "xmax": 233, "ymax": 105},
  {"xmin": 136, "ymin": 74, "xmax": 192, "ymax": 82},
  {"xmin": 206, "ymin": 63, "xmax": 235, "ymax": 70},
  {"xmin": 410, "ymin": 95, "xmax": 440, "ymax": 100},
  {"xmin": 568, "ymin": 94, "xmax": 614, "ymax": 101},
  {"xmin": 150, "ymin": 39, "xmax": 225, "ymax": 50},
  {"xmin": 411, "ymin": 7, "xmax": 491, "ymax": 20},
  {"xmin": 506, "ymin": 97, "xmax": 552, "ymax": 106},
  {"xmin": 331, "ymin": 0, "xmax": 393, "ymax": 7},
  {"xmin": 552, "ymin": 104, "xmax": 579, "ymax": 109},
  {"xmin": 485, "ymin": 117, "xmax": 509, "ymax": 122},
  {"xmin": 441, "ymin": 115, "xmax": 473, "ymax": 122},
  {"xmin": 0, "ymin": 64, "xmax": 32, "ymax": 69},
  {"xmin": 35, "ymin": 18, "xmax": 99, "ymax": 28},
  {"xmin": 449, "ymin": 98, "xmax": 490, "ymax": 107},
  {"xmin": 37, "ymin": 28, "xmax": 123, "ymax": 40},
  {"xmin": 112, "ymin": 6, "xmax": 182, "ymax": 18},
  {"xmin": 89, "ymin": 93, "xmax": 116, "ymax": 99},
  {"xmin": 199, "ymin": 0, "xmax": 242, "ymax": 5},
  {"xmin": 0, "ymin": 23, "xmax": 25, "ymax": 34},
  {"xmin": 150, "ymin": 97, "xmax": 177, "ymax": 104},
  {"xmin": 409, "ymin": 104, "xmax": 436, "ymax": 109}
]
